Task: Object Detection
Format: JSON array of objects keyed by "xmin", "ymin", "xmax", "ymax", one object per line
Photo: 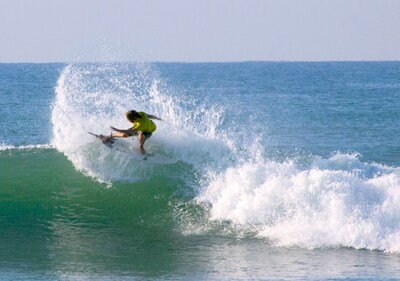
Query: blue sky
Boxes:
[{"xmin": 1, "ymin": 0, "xmax": 400, "ymax": 62}]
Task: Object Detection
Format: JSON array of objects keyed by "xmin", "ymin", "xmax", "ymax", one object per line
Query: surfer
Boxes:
[{"xmin": 100, "ymin": 110, "xmax": 162, "ymax": 154}]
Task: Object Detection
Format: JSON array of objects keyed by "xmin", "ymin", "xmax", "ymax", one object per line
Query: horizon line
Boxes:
[{"xmin": 1, "ymin": 59, "xmax": 400, "ymax": 64}]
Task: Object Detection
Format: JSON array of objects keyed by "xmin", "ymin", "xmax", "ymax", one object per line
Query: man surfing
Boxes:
[{"xmin": 100, "ymin": 110, "xmax": 162, "ymax": 154}]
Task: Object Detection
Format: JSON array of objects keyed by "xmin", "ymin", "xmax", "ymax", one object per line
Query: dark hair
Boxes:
[{"xmin": 125, "ymin": 110, "xmax": 141, "ymax": 122}]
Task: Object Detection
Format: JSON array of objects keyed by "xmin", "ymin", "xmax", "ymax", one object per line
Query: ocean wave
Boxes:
[{"xmin": 50, "ymin": 62, "xmax": 400, "ymax": 253}]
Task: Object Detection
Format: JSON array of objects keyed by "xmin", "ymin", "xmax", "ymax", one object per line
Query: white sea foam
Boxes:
[
  {"xmin": 197, "ymin": 153, "xmax": 400, "ymax": 253},
  {"xmin": 0, "ymin": 144, "xmax": 53, "ymax": 151}
]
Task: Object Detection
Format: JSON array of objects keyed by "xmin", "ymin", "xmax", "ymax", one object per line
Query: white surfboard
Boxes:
[{"xmin": 88, "ymin": 132, "xmax": 177, "ymax": 164}]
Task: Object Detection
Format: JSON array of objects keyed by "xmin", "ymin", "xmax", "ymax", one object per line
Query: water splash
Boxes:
[{"xmin": 51, "ymin": 63, "xmax": 229, "ymax": 183}]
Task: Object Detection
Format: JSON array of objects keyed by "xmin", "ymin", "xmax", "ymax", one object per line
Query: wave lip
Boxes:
[{"xmin": 197, "ymin": 153, "xmax": 400, "ymax": 253}]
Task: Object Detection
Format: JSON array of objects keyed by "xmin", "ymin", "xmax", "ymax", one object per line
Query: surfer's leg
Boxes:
[{"xmin": 138, "ymin": 132, "xmax": 147, "ymax": 154}]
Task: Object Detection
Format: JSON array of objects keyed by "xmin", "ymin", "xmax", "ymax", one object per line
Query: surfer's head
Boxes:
[{"xmin": 125, "ymin": 110, "xmax": 141, "ymax": 122}]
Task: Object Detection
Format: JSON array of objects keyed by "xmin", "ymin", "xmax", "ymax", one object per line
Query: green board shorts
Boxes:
[{"xmin": 133, "ymin": 131, "xmax": 152, "ymax": 139}]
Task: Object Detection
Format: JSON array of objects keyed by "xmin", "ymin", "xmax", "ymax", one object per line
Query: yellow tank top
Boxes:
[{"xmin": 132, "ymin": 112, "xmax": 156, "ymax": 133}]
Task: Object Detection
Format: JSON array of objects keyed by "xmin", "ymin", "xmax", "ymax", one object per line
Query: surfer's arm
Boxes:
[
  {"xmin": 110, "ymin": 126, "xmax": 136, "ymax": 137},
  {"xmin": 147, "ymin": 114, "xmax": 162, "ymax": 121}
]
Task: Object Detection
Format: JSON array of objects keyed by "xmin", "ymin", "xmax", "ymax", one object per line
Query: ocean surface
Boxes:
[{"xmin": 1, "ymin": 61, "xmax": 400, "ymax": 280}]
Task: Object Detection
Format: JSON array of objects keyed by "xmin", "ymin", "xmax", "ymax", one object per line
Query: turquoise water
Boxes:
[{"xmin": 1, "ymin": 62, "xmax": 400, "ymax": 280}]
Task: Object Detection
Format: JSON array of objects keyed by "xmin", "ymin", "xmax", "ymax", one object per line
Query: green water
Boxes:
[{"xmin": 0, "ymin": 149, "xmax": 197, "ymax": 279}]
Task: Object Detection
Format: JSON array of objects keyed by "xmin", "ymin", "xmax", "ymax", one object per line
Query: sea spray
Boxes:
[{"xmin": 51, "ymin": 63, "xmax": 230, "ymax": 183}]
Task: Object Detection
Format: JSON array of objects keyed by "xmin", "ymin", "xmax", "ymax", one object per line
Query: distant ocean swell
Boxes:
[{"xmin": 48, "ymin": 63, "xmax": 400, "ymax": 253}]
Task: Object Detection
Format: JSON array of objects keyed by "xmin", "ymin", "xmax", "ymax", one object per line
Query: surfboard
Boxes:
[{"xmin": 88, "ymin": 132, "xmax": 177, "ymax": 164}]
